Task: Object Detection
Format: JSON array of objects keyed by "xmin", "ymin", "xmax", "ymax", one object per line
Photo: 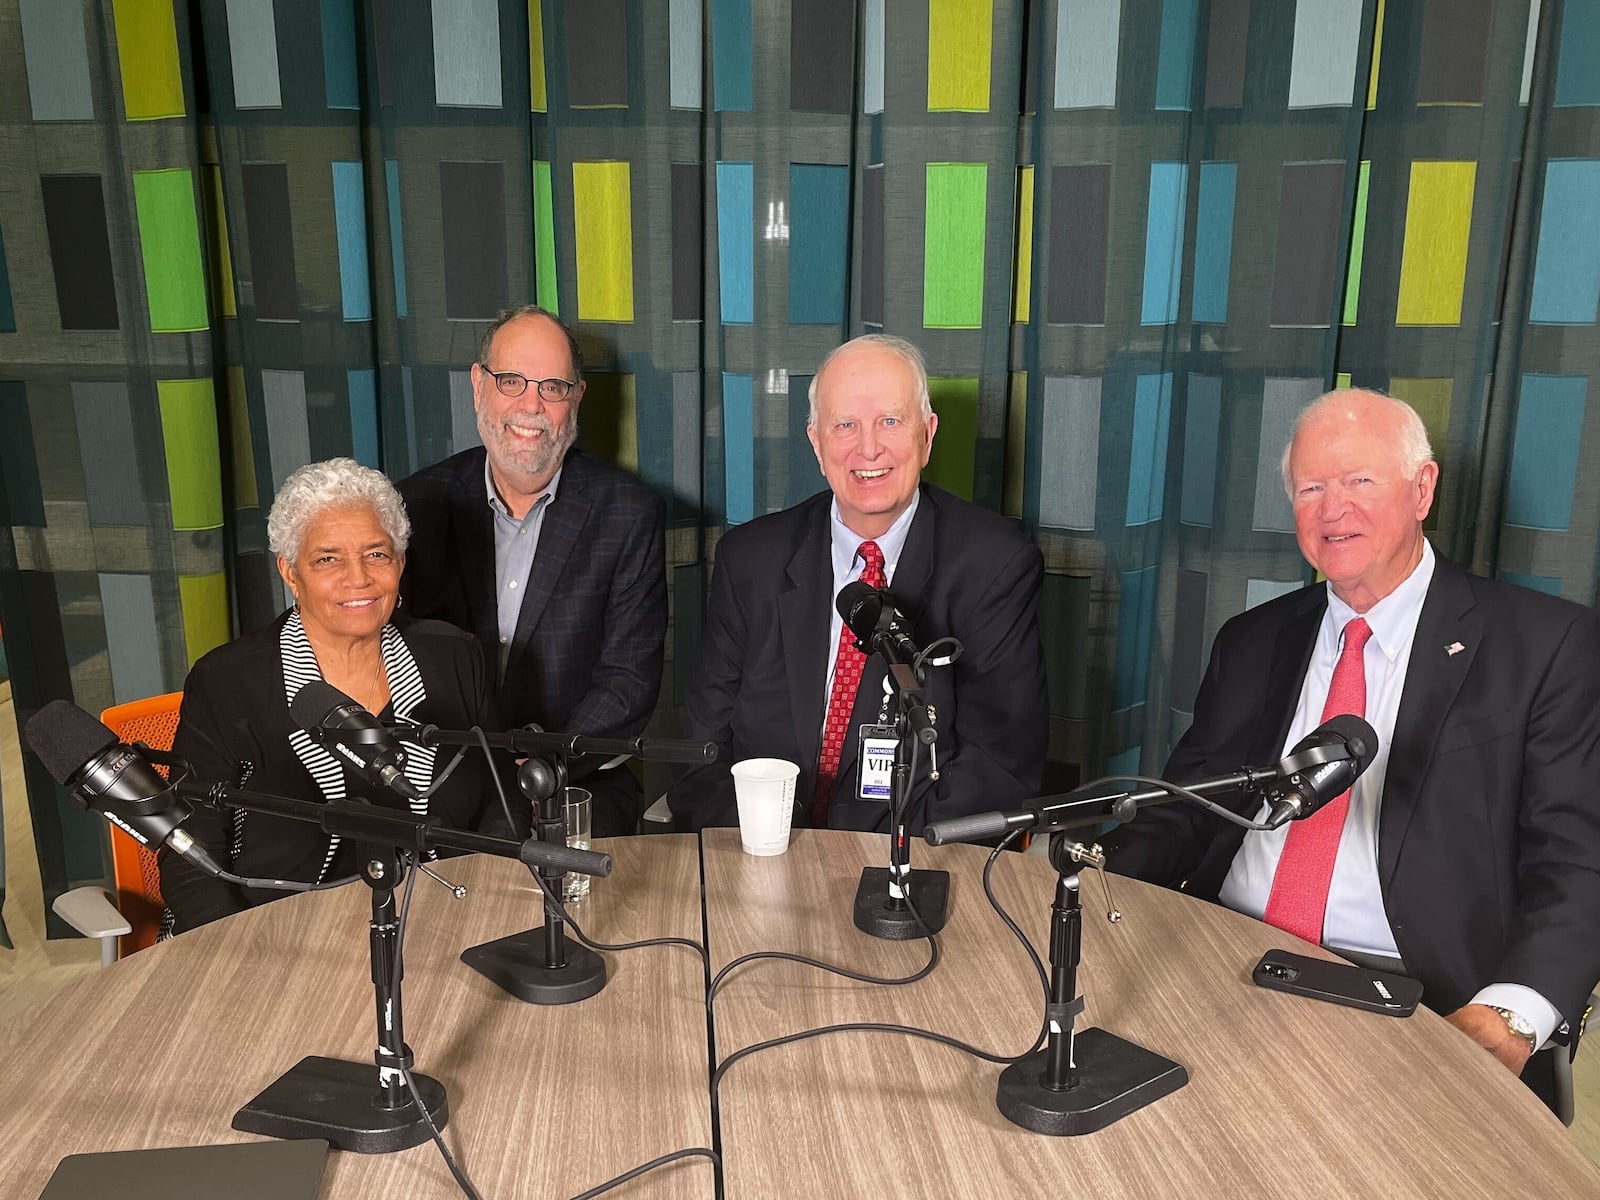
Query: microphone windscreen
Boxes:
[
  {"xmin": 836, "ymin": 580, "xmax": 882, "ymax": 636},
  {"xmin": 1317, "ymin": 713, "xmax": 1379, "ymax": 775},
  {"xmin": 289, "ymin": 678, "xmax": 356, "ymax": 731},
  {"xmin": 23, "ymin": 700, "xmax": 119, "ymax": 785}
]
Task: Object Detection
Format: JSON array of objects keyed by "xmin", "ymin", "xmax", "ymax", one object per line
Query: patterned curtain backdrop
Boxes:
[{"xmin": 1, "ymin": 1, "xmax": 1597, "ymax": 942}]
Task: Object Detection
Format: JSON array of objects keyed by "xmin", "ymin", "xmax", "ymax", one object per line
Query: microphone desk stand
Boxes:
[
  {"xmin": 232, "ymin": 848, "xmax": 448, "ymax": 1153},
  {"xmin": 994, "ymin": 833, "xmax": 1187, "ymax": 1135},
  {"xmin": 460, "ymin": 753, "xmax": 608, "ymax": 1005},
  {"xmin": 853, "ymin": 660, "xmax": 950, "ymax": 940}
]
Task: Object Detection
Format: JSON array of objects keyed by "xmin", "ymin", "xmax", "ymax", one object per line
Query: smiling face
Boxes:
[
  {"xmin": 806, "ymin": 344, "xmax": 937, "ymax": 539},
  {"xmin": 277, "ymin": 504, "xmax": 403, "ymax": 645},
  {"xmin": 1287, "ymin": 396, "xmax": 1437, "ymax": 613},
  {"xmin": 473, "ymin": 313, "xmax": 584, "ymax": 508}
]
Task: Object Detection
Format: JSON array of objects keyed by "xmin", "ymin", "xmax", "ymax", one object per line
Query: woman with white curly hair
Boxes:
[{"xmin": 160, "ymin": 458, "xmax": 517, "ymax": 932}]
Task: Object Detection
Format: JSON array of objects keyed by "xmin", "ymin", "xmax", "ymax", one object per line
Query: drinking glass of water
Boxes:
[{"xmin": 563, "ymin": 787, "xmax": 592, "ymax": 902}]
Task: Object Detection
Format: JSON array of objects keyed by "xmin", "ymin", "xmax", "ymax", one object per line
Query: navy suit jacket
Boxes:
[
  {"xmin": 670, "ymin": 485, "xmax": 1048, "ymax": 834},
  {"xmin": 1105, "ymin": 556, "xmax": 1600, "ymax": 1024},
  {"xmin": 397, "ymin": 447, "xmax": 667, "ymax": 753}
]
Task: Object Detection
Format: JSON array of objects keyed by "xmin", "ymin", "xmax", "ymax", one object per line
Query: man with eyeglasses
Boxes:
[{"xmin": 398, "ymin": 305, "xmax": 667, "ymax": 836}]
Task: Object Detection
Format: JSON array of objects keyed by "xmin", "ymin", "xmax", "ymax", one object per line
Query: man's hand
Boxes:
[{"xmin": 1445, "ymin": 1003, "xmax": 1535, "ymax": 1074}]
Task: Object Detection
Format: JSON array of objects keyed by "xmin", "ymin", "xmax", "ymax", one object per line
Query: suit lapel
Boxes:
[
  {"xmin": 1378, "ymin": 559, "xmax": 1480, "ymax": 890},
  {"xmin": 777, "ymin": 503, "xmax": 833, "ymax": 767},
  {"xmin": 508, "ymin": 453, "xmax": 590, "ymax": 669},
  {"xmin": 1258, "ymin": 588, "xmax": 1327, "ymax": 762},
  {"xmin": 450, "ymin": 452, "xmax": 500, "ymax": 682}
]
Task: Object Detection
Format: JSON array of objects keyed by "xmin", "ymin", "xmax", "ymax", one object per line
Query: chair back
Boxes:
[{"xmin": 99, "ymin": 692, "xmax": 184, "ymax": 958}]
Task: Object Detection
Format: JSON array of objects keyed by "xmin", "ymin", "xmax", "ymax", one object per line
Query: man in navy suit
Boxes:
[
  {"xmin": 399, "ymin": 306, "xmax": 666, "ymax": 836},
  {"xmin": 1107, "ymin": 389, "xmax": 1600, "ymax": 1111},
  {"xmin": 671, "ymin": 334, "xmax": 1047, "ymax": 834}
]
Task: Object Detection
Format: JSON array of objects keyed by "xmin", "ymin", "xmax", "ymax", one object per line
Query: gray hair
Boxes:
[
  {"xmin": 478, "ymin": 305, "xmax": 584, "ymax": 381},
  {"xmin": 267, "ymin": 458, "xmax": 411, "ymax": 561},
  {"xmin": 1280, "ymin": 389, "xmax": 1435, "ymax": 497},
  {"xmin": 806, "ymin": 334, "xmax": 934, "ymax": 426}
]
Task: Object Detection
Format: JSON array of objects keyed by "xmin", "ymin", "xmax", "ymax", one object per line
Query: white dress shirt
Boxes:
[{"xmin": 1218, "ymin": 541, "xmax": 1559, "ymax": 1045}]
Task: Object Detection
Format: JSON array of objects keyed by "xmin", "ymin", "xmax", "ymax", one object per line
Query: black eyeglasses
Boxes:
[{"xmin": 479, "ymin": 366, "xmax": 578, "ymax": 403}]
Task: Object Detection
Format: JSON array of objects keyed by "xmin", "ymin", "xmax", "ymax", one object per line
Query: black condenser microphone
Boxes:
[
  {"xmin": 1262, "ymin": 715, "xmax": 1379, "ymax": 829},
  {"xmin": 23, "ymin": 700, "xmax": 227, "ymax": 877},
  {"xmin": 289, "ymin": 680, "xmax": 422, "ymax": 801},
  {"xmin": 837, "ymin": 580, "xmax": 919, "ymax": 663}
]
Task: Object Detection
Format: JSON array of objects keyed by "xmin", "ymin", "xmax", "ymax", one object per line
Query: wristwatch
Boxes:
[{"xmin": 1488, "ymin": 1005, "xmax": 1538, "ymax": 1051}]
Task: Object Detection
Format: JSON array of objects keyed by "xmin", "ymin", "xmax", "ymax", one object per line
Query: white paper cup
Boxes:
[{"xmin": 731, "ymin": 758, "xmax": 800, "ymax": 856}]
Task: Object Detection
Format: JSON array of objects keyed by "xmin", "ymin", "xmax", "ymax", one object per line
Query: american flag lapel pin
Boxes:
[{"xmin": 1446, "ymin": 641, "xmax": 1466, "ymax": 657}]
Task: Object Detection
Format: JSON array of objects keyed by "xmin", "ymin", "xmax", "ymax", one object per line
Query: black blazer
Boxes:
[
  {"xmin": 159, "ymin": 612, "xmax": 515, "ymax": 933},
  {"xmin": 1106, "ymin": 556, "xmax": 1600, "ymax": 1023},
  {"xmin": 397, "ymin": 446, "xmax": 667, "ymax": 748},
  {"xmin": 671, "ymin": 485, "xmax": 1048, "ymax": 833}
]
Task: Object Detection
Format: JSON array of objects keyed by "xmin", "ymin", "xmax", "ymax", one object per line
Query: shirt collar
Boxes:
[
  {"xmin": 829, "ymin": 489, "xmax": 921, "ymax": 578},
  {"xmin": 484, "ymin": 457, "xmax": 562, "ymax": 521},
  {"xmin": 1325, "ymin": 539, "xmax": 1436, "ymax": 660}
]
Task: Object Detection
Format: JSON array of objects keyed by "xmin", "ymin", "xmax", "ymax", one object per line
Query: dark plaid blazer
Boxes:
[{"xmin": 398, "ymin": 446, "xmax": 667, "ymax": 751}]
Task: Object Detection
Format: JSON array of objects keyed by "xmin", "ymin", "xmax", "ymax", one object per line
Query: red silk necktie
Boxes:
[
  {"xmin": 814, "ymin": 540, "xmax": 886, "ymax": 825},
  {"xmin": 1262, "ymin": 616, "xmax": 1373, "ymax": 943}
]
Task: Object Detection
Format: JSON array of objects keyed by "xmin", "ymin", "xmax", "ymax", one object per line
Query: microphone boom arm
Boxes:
[{"xmin": 174, "ymin": 777, "xmax": 612, "ymax": 878}]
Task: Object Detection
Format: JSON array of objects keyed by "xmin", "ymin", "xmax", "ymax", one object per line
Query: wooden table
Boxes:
[
  {"xmin": 0, "ymin": 836, "xmax": 713, "ymax": 1199},
  {"xmin": 702, "ymin": 829, "xmax": 1600, "ymax": 1198}
]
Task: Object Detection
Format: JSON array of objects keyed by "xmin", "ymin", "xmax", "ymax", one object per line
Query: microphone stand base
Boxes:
[
  {"xmin": 460, "ymin": 928, "xmax": 608, "ymax": 1006},
  {"xmin": 232, "ymin": 1055, "xmax": 448, "ymax": 1154},
  {"xmin": 852, "ymin": 867, "xmax": 950, "ymax": 940},
  {"xmin": 995, "ymin": 1028, "xmax": 1187, "ymax": 1136}
]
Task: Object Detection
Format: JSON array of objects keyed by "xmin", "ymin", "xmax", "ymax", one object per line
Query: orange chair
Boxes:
[
  {"xmin": 51, "ymin": 692, "xmax": 185, "ymax": 961},
  {"xmin": 99, "ymin": 692, "xmax": 184, "ymax": 957}
]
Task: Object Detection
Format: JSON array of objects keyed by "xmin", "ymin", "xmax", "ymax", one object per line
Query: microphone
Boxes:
[
  {"xmin": 22, "ymin": 700, "xmax": 227, "ymax": 877},
  {"xmin": 923, "ymin": 716, "xmax": 1381, "ymax": 846},
  {"xmin": 1261, "ymin": 715, "xmax": 1378, "ymax": 829},
  {"xmin": 837, "ymin": 580, "xmax": 920, "ymax": 664},
  {"xmin": 289, "ymin": 680, "xmax": 422, "ymax": 801}
]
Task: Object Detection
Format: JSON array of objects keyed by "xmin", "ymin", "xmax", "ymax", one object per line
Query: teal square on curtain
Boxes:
[
  {"xmin": 1107, "ymin": 745, "xmax": 1142, "ymax": 778},
  {"xmin": 1505, "ymin": 374, "xmax": 1587, "ymax": 531},
  {"xmin": 321, "ymin": 0, "xmax": 359, "ymax": 109},
  {"xmin": 1192, "ymin": 163, "xmax": 1236, "ymax": 324},
  {"xmin": 788, "ymin": 165, "xmax": 849, "ymax": 325},
  {"xmin": 0, "ymin": 222, "xmax": 13, "ymax": 332},
  {"xmin": 1141, "ymin": 163, "xmax": 1187, "ymax": 325},
  {"xmin": 712, "ymin": 0, "xmax": 753, "ymax": 111},
  {"xmin": 1155, "ymin": 0, "xmax": 1198, "ymax": 111},
  {"xmin": 348, "ymin": 369, "xmax": 379, "ymax": 468},
  {"xmin": 1126, "ymin": 372, "xmax": 1173, "ymax": 525},
  {"xmin": 1112, "ymin": 565, "xmax": 1158, "ymax": 710},
  {"xmin": 1555, "ymin": 0, "xmax": 1600, "ymax": 107},
  {"xmin": 716, "ymin": 163, "xmax": 754, "ymax": 324},
  {"xmin": 1528, "ymin": 160, "xmax": 1600, "ymax": 324},
  {"xmin": 332, "ymin": 161, "xmax": 371, "ymax": 321},
  {"xmin": 385, "ymin": 160, "xmax": 407, "ymax": 318},
  {"xmin": 723, "ymin": 373, "xmax": 754, "ymax": 523}
]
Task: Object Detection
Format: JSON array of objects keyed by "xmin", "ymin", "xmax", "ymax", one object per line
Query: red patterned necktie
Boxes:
[
  {"xmin": 1262, "ymin": 617, "xmax": 1373, "ymax": 943},
  {"xmin": 814, "ymin": 540, "xmax": 886, "ymax": 825}
]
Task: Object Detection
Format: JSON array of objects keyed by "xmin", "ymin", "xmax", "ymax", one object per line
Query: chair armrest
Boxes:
[{"xmin": 52, "ymin": 887, "xmax": 133, "ymax": 940}]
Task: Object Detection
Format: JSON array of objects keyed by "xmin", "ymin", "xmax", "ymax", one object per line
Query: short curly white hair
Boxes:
[{"xmin": 267, "ymin": 458, "xmax": 411, "ymax": 562}]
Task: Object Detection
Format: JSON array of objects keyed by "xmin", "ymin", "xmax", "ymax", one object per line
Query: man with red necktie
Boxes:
[
  {"xmin": 671, "ymin": 335, "xmax": 1047, "ymax": 836},
  {"xmin": 1107, "ymin": 389, "xmax": 1600, "ymax": 1115}
]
